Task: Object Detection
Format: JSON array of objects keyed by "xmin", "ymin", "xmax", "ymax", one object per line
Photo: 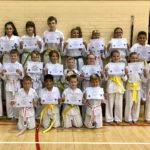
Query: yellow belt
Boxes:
[
  {"xmin": 40, "ymin": 104, "xmax": 55, "ymax": 133},
  {"xmin": 127, "ymin": 81, "xmax": 140, "ymax": 103},
  {"xmin": 108, "ymin": 76, "xmax": 125, "ymax": 91},
  {"xmin": 62, "ymin": 104, "xmax": 76, "ymax": 117}
]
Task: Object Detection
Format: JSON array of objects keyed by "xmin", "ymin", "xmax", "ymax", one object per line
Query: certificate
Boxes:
[
  {"xmin": 22, "ymin": 37, "xmax": 38, "ymax": 50},
  {"xmin": 67, "ymin": 38, "xmax": 85, "ymax": 49},
  {"xmin": 16, "ymin": 95, "xmax": 33, "ymax": 107},
  {"xmin": 128, "ymin": 62, "xmax": 144, "ymax": 74},
  {"xmin": 107, "ymin": 62, "xmax": 125, "ymax": 75},
  {"xmin": 81, "ymin": 65, "xmax": 101, "ymax": 77},
  {"xmin": 3, "ymin": 62, "xmax": 19, "ymax": 75},
  {"xmin": 27, "ymin": 61, "xmax": 43, "ymax": 74},
  {"xmin": 48, "ymin": 64, "xmax": 63, "ymax": 76},
  {"xmin": 111, "ymin": 38, "xmax": 127, "ymax": 49},
  {"xmin": 64, "ymin": 92, "xmax": 83, "ymax": 105},
  {"xmin": 44, "ymin": 32, "xmax": 60, "ymax": 44},
  {"xmin": 137, "ymin": 47, "xmax": 150, "ymax": 61},
  {"xmin": 89, "ymin": 38, "xmax": 105, "ymax": 51},
  {"xmin": 41, "ymin": 91, "xmax": 59, "ymax": 104},
  {"xmin": 0, "ymin": 39, "xmax": 15, "ymax": 51},
  {"xmin": 86, "ymin": 87, "xmax": 104, "ymax": 100}
]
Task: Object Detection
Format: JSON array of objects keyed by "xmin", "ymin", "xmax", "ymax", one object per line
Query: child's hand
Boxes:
[
  {"xmin": 43, "ymin": 68, "xmax": 48, "ymax": 75},
  {"xmin": 83, "ymin": 42, "xmax": 87, "ymax": 49},
  {"xmin": 143, "ymin": 68, "xmax": 149, "ymax": 77},
  {"xmin": 37, "ymin": 41, "xmax": 42, "ymax": 49},
  {"xmin": 10, "ymin": 100, "xmax": 16, "ymax": 106},
  {"xmin": 14, "ymin": 43, "xmax": 18, "ymax": 49},
  {"xmin": 63, "ymin": 42, "xmax": 68, "ymax": 49},
  {"xmin": 58, "ymin": 98, "xmax": 64, "ymax": 104},
  {"xmin": 80, "ymin": 72, "xmax": 85, "ymax": 78},
  {"xmin": 16, "ymin": 69, "xmax": 22, "ymax": 76},
  {"xmin": 125, "ymin": 67, "xmax": 128, "ymax": 75},
  {"xmin": 20, "ymin": 41, "xmax": 23, "ymax": 49},
  {"xmin": 33, "ymin": 99, "xmax": 38, "ymax": 106}
]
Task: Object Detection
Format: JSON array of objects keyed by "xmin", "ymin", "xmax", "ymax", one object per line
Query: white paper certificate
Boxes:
[
  {"xmin": 27, "ymin": 61, "xmax": 43, "ymax": 74},
  {"xmin": 22, "ymin": 37, "xmax": 38, "ymax": 50},
  {"xmin": 111, "ymin": 38, "xmax": 127, "ymax": 49},
  {"xmin": 81, "ymin": 65, "xmax": 101, "ymax": 77},
  {"xmin": 64, "ymin": 92, "xmax": 83, "ymax": 105},
  {"xmin": 86, "ymin": 87, "xmax": 104, "ymax": 100},
  {"xmin": 41, "ymin": 91, "xmax": 59, "ymax": 104},
  {"xmin": 48, "ymin": 64, "xmax": 63, "ymax": 76},
  {"xmin": 16, "ymin": 95, "xmax": 33, "ymax": 107},
  {"xmin": 107, "ymin": 62, "xmax": 125, "ymax": 75},
  {"xmin": 44, "ymin": 32, "xmax": 60, "ymax": 44},
  {"xmin": 137, "ymin": 47, "xmax": 150, "ymax": 60},
  {"xmin": 67, "ymin": 38, "xmax": 85, "ymax": 49},
  {"xmin": 0, "ymin": 39, "xmax": 15, "ymax": 51},
  {"xmin": 3, "ymin": 62, "xmax": 19, "ymax": 75},
  {"xmin": 89, "ymin": 38, "xmax": 105, "ymax": 51},
  {"xmin": 128, "ymin": 62, "xmax": 144, "ymax": 74}
]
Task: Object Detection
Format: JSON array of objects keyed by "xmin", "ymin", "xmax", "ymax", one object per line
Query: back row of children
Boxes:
[{"xmin": 0, "ymin": 16, "xmax": 150, "ymax": 131}]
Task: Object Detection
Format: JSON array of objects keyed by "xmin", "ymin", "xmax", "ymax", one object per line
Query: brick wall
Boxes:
[{"xmin": 0, "ymin": 1, "xmax": 149, "ymax": 45}]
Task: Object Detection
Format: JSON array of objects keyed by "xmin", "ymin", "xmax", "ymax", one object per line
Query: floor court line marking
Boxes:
[{"xmin": 0, "ymin": 142, "xmax": 150, "ymax": 145}]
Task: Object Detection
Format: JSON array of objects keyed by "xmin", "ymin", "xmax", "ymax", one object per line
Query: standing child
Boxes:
[
  {"xmin": 107, "ymin": 27, "xmax": 129, "ymax": 63},
  {"xmin": 43, "ymin": 16, "xmax": 64, "ymax": 63},
  {"xmin": 125, "ymin": 52, "xmax": 148, "ymax": 123},
  {"xmin": 63, "ymin": 26, "xmax": 87, "ymax": 71},
  {"xmin": 20, "ymin": 21, "xmax": 43, "ymax": 67},
  {"xmin": 39, "ymin": 74, "xmax": 61, "ymax": 131},
  {"xmin": 45, "ymin": 50, "xmax": 64, "ymax": 93},
  {"xmin": 62, "ymin": 75, "xmax": 83, "ymax": 128},
  {"xmin": 64, "ymin": 57, "xmax": 79, "ymax": 88},
  {"xmin": 12, "ymin": 76, "xmax": 38, "ymax": 132},
  {"xmin": 105, "ymin": 50, "xmax": 126, "ymax": 124},
  {"xmin": 130, "ymin": 31, "xmax": 150, "ymax": 101},
  {"xmin": 2, "ymin": 49, "xmax": 24, "ymax": 118},
  {"xmin": 84, "ymin": 74, "xmax": 104, "ymax": 128},
  {"xmin": 1, "ymin": 21, "xmax": 20, "ymax": 63},
  {"xmin": 25, "ymin": 51, "xmax": 43, "ymax": 119},
  {"xmin": 87, "ymin": 30, "xmax": 106, "ymax": 66}
]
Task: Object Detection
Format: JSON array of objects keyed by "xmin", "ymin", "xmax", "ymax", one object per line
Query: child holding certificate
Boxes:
[
  {"xmin": 62, "ymin": 26, "xmax": 87, "ymax": 71},
  {"xmin": 83, "ymin": 74, "xmax": 104, "ymax": 128},
  {"xmin": 45, "ymin": 50, "xmax": 64, "ymax": 92},
  {"xmin": 64, "ymin": 57, "xmax": 79, "ymax": 88},
  {"xmin": 87, "ymin": 30, "xmax": 106, "ymax": 66},
  {"xmin": 43, "ymin": 16, "xmax": 64, "ymax": 63},
  {"xmin": 26, "ymin": 51, "xmax": 43, "ymax": 119},
  {"xmin": 0, "ymin": 21, "xmax": 20, "ymax": 63},
  {"xmin": 130, "ymin": 31, "xmax": 150, "ymax": 101},
  {"xmin": 125, "ymin": 52, "xmax": 148, "ymax": 123},
  {"xmin": 2, "ymin": 49, "xmax": 24, "ymax": 119},
  {"xmin": 105, "ymin": 50, "xmax": 126, "ymax": 124},
  {"xmin": 20, "ymin": 21, "xmax": 43, "ymax": 66},
  {"xmin": 107, "ymin": 27, "xmax": 129, "ymax": 63},
  {"xmin": 80, "ymin": 54, "xmax": 103, "ymax": 90},
  {"xmin": 39, "ymin": 74, "xmax": 61, "ymax": 130},
  {"xmin": 62, "ymin": 75, "xmax": 83, "ymax": 128},
  {"xmin": 11, "ymin": 76, "xmax": 38, "ymax": 133}
]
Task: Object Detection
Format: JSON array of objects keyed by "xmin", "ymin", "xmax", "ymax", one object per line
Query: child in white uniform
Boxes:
[
  {"xmin": 45, "ymin": 50, "xmax": 64, "ymax": 93},
  {"xmin": 84, "ymin": 74, "xmax": 104, "ymax": 128},
  {"xmin": 130, "ymin": 31, "xmax": 150, "ymax": 101},
  {"xmin": 105, "ymin": 50, "xmax": 126, "ymax": 124},
  {"xmin": 12, "ymin": 76, "xmax": 38, "ymax": 130},
  {"xmin": 107, "ymin": 27, "xmax": 129, "ymax": 63},
  {"xmin": 62, "ymin": 26, "xmax": 87, "ymax": 71},
  {"xmin": 2, "ymin": 49, "xmax": 24, "ymax": 118},
  {"xmin": 25, "ymin": 51, "xmax": 43, "ymax": 119},
  {"xmin": 1, "ymin": 21, "xmax": 20, "ymax": 63},
  {"xmin": 64, "ymin": 57, "xmax": 79, "ymax": 88},
  {"xmin": 125, "ymin": 52, "xmax": 148, "ymax": 123},
  {"xmin": 20, "ymin": 21, "xmax": 43, "ymax": 67},
  {"xmin": 39, "ymin": 74, "xmax": 61, "ymax": 129},
  {"xmin": 43, "ymin": 16, "xmax": 64, "ymax": 63},
  {"xmin": 62, "ymin": 74, "xmax": 83, "ymax": 128},
  {"xmin": 87, "ymin": 30, "xmax": 106, "ymax": 66}
]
